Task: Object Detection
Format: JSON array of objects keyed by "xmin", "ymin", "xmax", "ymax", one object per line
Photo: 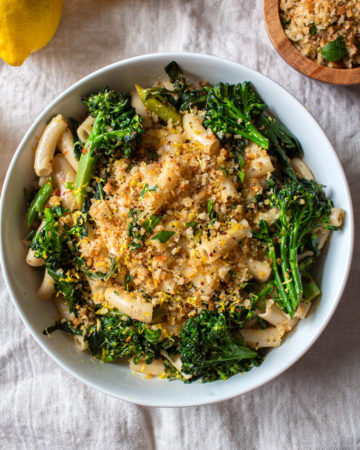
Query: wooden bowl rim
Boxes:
[{"xmin": 263, "ymin": 0, "xmax": 360, "ymax": 85}]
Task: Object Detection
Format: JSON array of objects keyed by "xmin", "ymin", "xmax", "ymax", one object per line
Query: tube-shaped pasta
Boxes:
[
  {"xmin": 158, "ymin": 133, "xmax": 184, "ymax": 159},
  {"xmin": 26, "ymin": 220, "xmax": 45, "ymax": 267},
  {"xmin": 290, "ymin": 158, "xmax": 314, "ymax": 180},
  {"xmin": 298, "ymin": 249, "xmax": 314, "ymax": 262},
  {"xmin": 329, "ymin": 207, "xmax": 345, "ymax": 227},
  {"xmin": 104, "ymin": 287, "xmax": 153, "ymax": 323},
  {"xmin": 77, "ymin": 115, "xmax": 94, "ymax": 143},
  {"xmin": 254, "ymin": 208, "xmax": 280, "ymax": 226},
  {"xmin": 258, "ymin": 300, "xmax": 298, "ymax": 331},
  {"xmin": 54, "ymin": 296, "xmax": 73, "ymax": 320},
  {"xmin": 38, "ymin": 177, "xmax": 48, "ymax": 187},
  {"xmin": 74, "ymin": 336, "xmax": 88, "ymax": 352},
  {"xmin": 315, "ymin": 227, "xmax": 331, "ymax": 250},
  {"xmin": 161, "ymin": 351, "xmax": 192, "ymax": 380},
  {"xmin": 244, "ymin": 154, "xmax": 274, "ymax": 177},
  {"xmin": 52, "ymin": 154, "xmax": 76, "ymax": 210},
  {"xmin": 34, "ymin": 114, "xmax": 68, "ymax": 177},
  {"xmin": 26, "ymin": 249, "xmax": 44, "ymax": 267},
  {"xmin": 129, "ymin": 358, "xmax": 165, "ymax": 376},
  {"xmin": 243, "ymin": 177, "xmax": 264, "ymax": 203},
  {"xmin": 241, "ymin": 327, "xmax": 284, "ymax": 348},
  {"xmin": 53, "ymin": 296, "xmax": 87, "ymax": 351},
  {"xmin": 140, "ymin": 155, "xmax": 182, "ymax": 212},
  {"xmin": 183, "ymin": 260, "xmax": 229, "ymax": 295},
  {"xmin": 197, "ymin": 219, "xmax": 251, "ymax": 263},
  {"xmin": 36, "ymin": 270, "xmax": 55, "ymax": 300},
  {"xmin": 220, "ymin": 178, "xmax": 239, "ymax": 203},
  {"xmin": 294, "ymin": 302, "xmax": 311, "ymax": 320},
  {"xmin": 247, "ymin": 258, "xmax": 272, "ymax": 282},
  {"xmin": 131, "ymin": 90, "xmax": 151, "ymax": 128},
  {"xmin": 89, "ymin": 200, "xmax": 113, "ymax": 223},
  {"xmin": 182, "ymin": 113, "xmax": 219, "ymax": 154},
  {"xmin": 57, "ymin": 128, "xmax": 79, "ymax": 171},
  {"xmin": 151, "ymin": 321, "xmax": 184, "ymax": 339}
]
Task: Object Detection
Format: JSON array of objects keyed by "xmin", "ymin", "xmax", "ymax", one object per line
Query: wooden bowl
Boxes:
[{"xmin": 263, "ymin": 0, "xmax": 360, "ymax": 84}]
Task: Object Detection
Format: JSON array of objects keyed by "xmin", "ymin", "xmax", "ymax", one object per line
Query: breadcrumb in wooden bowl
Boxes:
[{"xmin": 263, "ymin": 0, "xmax": 360, "ymax": 84}]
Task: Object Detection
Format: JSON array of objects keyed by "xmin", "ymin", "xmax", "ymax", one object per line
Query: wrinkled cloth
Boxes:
[{"xmin": 0, "ymin": 1, "xmax": 359, "ymax": 449}]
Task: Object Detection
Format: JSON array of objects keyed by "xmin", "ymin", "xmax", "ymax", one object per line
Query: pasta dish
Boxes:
[{"xmin": 24, "ymin": 62, "xmax": 344, "ymax": 382}]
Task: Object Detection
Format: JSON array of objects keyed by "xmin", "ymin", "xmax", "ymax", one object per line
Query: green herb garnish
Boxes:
[
  {"xmin": 321, "ymin": 36, "xmax": 347, "ymax": 62},
  {"xmin": 309, "ymin": 23, "xmax": 317, "ymax": 36},
  {"xmin": 142, "ymin": 214, "xmax": 161, "ymax": 233},
  {"xmin": 152, "ymin": 230, "xmax": 175, "ymax": 243},
  {"xmin": 140, "ymin": 184, "xmax": 158, "ymax": 198}
]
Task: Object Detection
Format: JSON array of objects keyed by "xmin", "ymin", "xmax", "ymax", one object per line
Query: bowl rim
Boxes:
[
  {"xmin": 0, "ymin": 52, "xmax": 355, "ymax": 406},
  {"xmin": 263, "ymin": 0, "xmax": 360, "ymax": 85}
]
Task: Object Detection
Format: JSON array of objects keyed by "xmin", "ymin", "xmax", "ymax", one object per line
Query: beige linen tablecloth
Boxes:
[{"xmin": 0, "ymin": 1, "xmax": 359, "ymax": 448}]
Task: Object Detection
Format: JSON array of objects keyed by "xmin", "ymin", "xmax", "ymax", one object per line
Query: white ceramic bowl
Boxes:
[{"xmin": 0, "ymin": 53, "xmax": 354, "ymax": 407}]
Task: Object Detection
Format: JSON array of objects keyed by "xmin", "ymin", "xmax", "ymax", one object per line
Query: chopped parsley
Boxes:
[
  {"xmin": 142, "ymin": 214, "xmax": 161, "ymax": 233},
  {"xmin": 321, "ymin": 36, "xmax": 347, "ymax": 62},
  {"xmin": 219, "ymin": 167, "xmax": 229, "ymax": 177},
  {"xmin": 309, "ymin": 23, "xmax": 317, "ymax": 36},
  {"xmin": 237, "ymin": 170, "xmax": 245, "ymax": 183},
  {"xmin": 152, "ymin": 230, "xmax": 175, "ymax": 243},
  {"xmin": 186, "ymin": 221, "xmax": 197, "ymax": 229},
  {"xmin": 124, "ymin": 273, "xmax": 134, "ymax": 292},
  {"xmin": 207, "ymin": 199, "xmax": 218, "ymax": 222},
  {"xmin": 140, "ymin": 184, "xmax": 158, "ymax": 198}
]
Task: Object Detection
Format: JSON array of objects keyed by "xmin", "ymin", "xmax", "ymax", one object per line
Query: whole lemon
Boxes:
[{"xmin": 0, "ymin": 0, "xmax": 62, "ymax": 66}]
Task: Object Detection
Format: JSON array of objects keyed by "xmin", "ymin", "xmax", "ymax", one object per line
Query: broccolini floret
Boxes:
[
  {"xmin": 203, "ymin": 82, "xmax": 269, "ymax": 149},
  {"xmin": 253, "ymin": 178, "xmax": 334, "ymax": 317},
  {"xmin": 179, "ymin": 310, "xmax": 262, "ymax": 382},
  {"xmin": 74, "ymin": 88, "xmax": 144, "ymax": 206}
]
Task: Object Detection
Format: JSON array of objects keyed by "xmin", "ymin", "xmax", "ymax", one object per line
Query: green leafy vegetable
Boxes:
[
  {"xmin": 186, "ymin": 221, "xmax": 197, "ymax": 229},
  {"xmin": 45, "ymin": 307, "xmax": 177, "ymax": 364},
  {"xmin": 142, "ymin": 214, "xmax": 161, "ymax": 233},
  {"xmin": 309, "ymin": 23, "xmax": 317, "ymax": 36},
  {"xmin": 74, "ymin": 88, "xmax": 144, "ymax": 206},
  {"xmin": 321, "ymin": 36, "xmax": 347, "ymax": 62},
  {"xmin": 237, "ymin": 170, "xmax": 245, "ymax": 183},
  {"xmin": 253, "ymin": 178, "xmax": 332, "ymax": 317},
  {"xmin": 135, "ymin": 84, "xmax": 182, "ymax": 125},
  {"xmin": 258, "ymin": 112, "xmax": 303, "ymax": 180},
  {"xmin": 47, "ymin": 268, "xmax": 85, "ymax": 312},
  {"xmin": 26, "ymin": 177, "xmax": 53, "ymax": 227},
  {"xmin": 207, "ymin": 199, "xmax": 214, "ymax": 217},
  {"xmin": 179, "ymin": 310, "xmax": 261, "ymax": 382},
  {"xmin": 165, "ymin": 60, "xmax": 187, "ymax": 91},
  {"xmin": 152, "ymin": 230, "xmax": 175, "ymax": 243},
  {"xmin": 140, "ymin": 184, "xmax": 158, "ymax": 198},
  {"xmin": 219, "ymin": 167, "xmax": 229, "ymax": 177},
  {"xmin": 124, "ymin": 273, "xmax": 134, "ymax": 292},
  {"xmin": 29, "ymin": 208, "xmax": 92, "ymax": 311},
  {"xmin": 203, "ymin": 82, "xmax": 269, "ymax": 149}
]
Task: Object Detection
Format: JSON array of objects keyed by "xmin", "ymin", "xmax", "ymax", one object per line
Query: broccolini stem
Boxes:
[
  {"xmin": 280, "ymin": 230, "xmax": 298, "ymax": 310},
  {"xmin": 135, "ymin": 84, "xmax": 182, "ymax": 125},
  {"xmin": 225, "ymin": 99, "xmax": 269, "ymax": 149},
  {"xmin": 74, "ymin": 111, "xmax": 105, "ymax": 207},
  {"xmin": 26, "ymin": 177, "xmax": 53, "ymax": 227},
  {"xmin": 251, "ymin": 280, "xmax": 275, "ymax": 310},
  {"xmin": 302, "ymin": 272, "xmax": 321, "ymax": 302},
  {"xmin": 289, "ymin": 223, "xmax": 303, "ymax": 306},
  {"xmin": 74, "ymin": 147, "xmax": 98, "ymax": 207},
  {"xmin": 268, "ymin": 240, "xmax": 294, "ymax": 317}
]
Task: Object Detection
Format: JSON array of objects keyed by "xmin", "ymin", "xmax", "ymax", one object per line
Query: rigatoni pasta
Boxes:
[{"xmin": 34, "ymin": 114, "xmax": 67, "ymax": 177}]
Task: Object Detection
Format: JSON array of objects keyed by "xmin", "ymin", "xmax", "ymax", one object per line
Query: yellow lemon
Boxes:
[{"xmin": 0, "ymin": 0, "xmax": 62, "ymax": 66}]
